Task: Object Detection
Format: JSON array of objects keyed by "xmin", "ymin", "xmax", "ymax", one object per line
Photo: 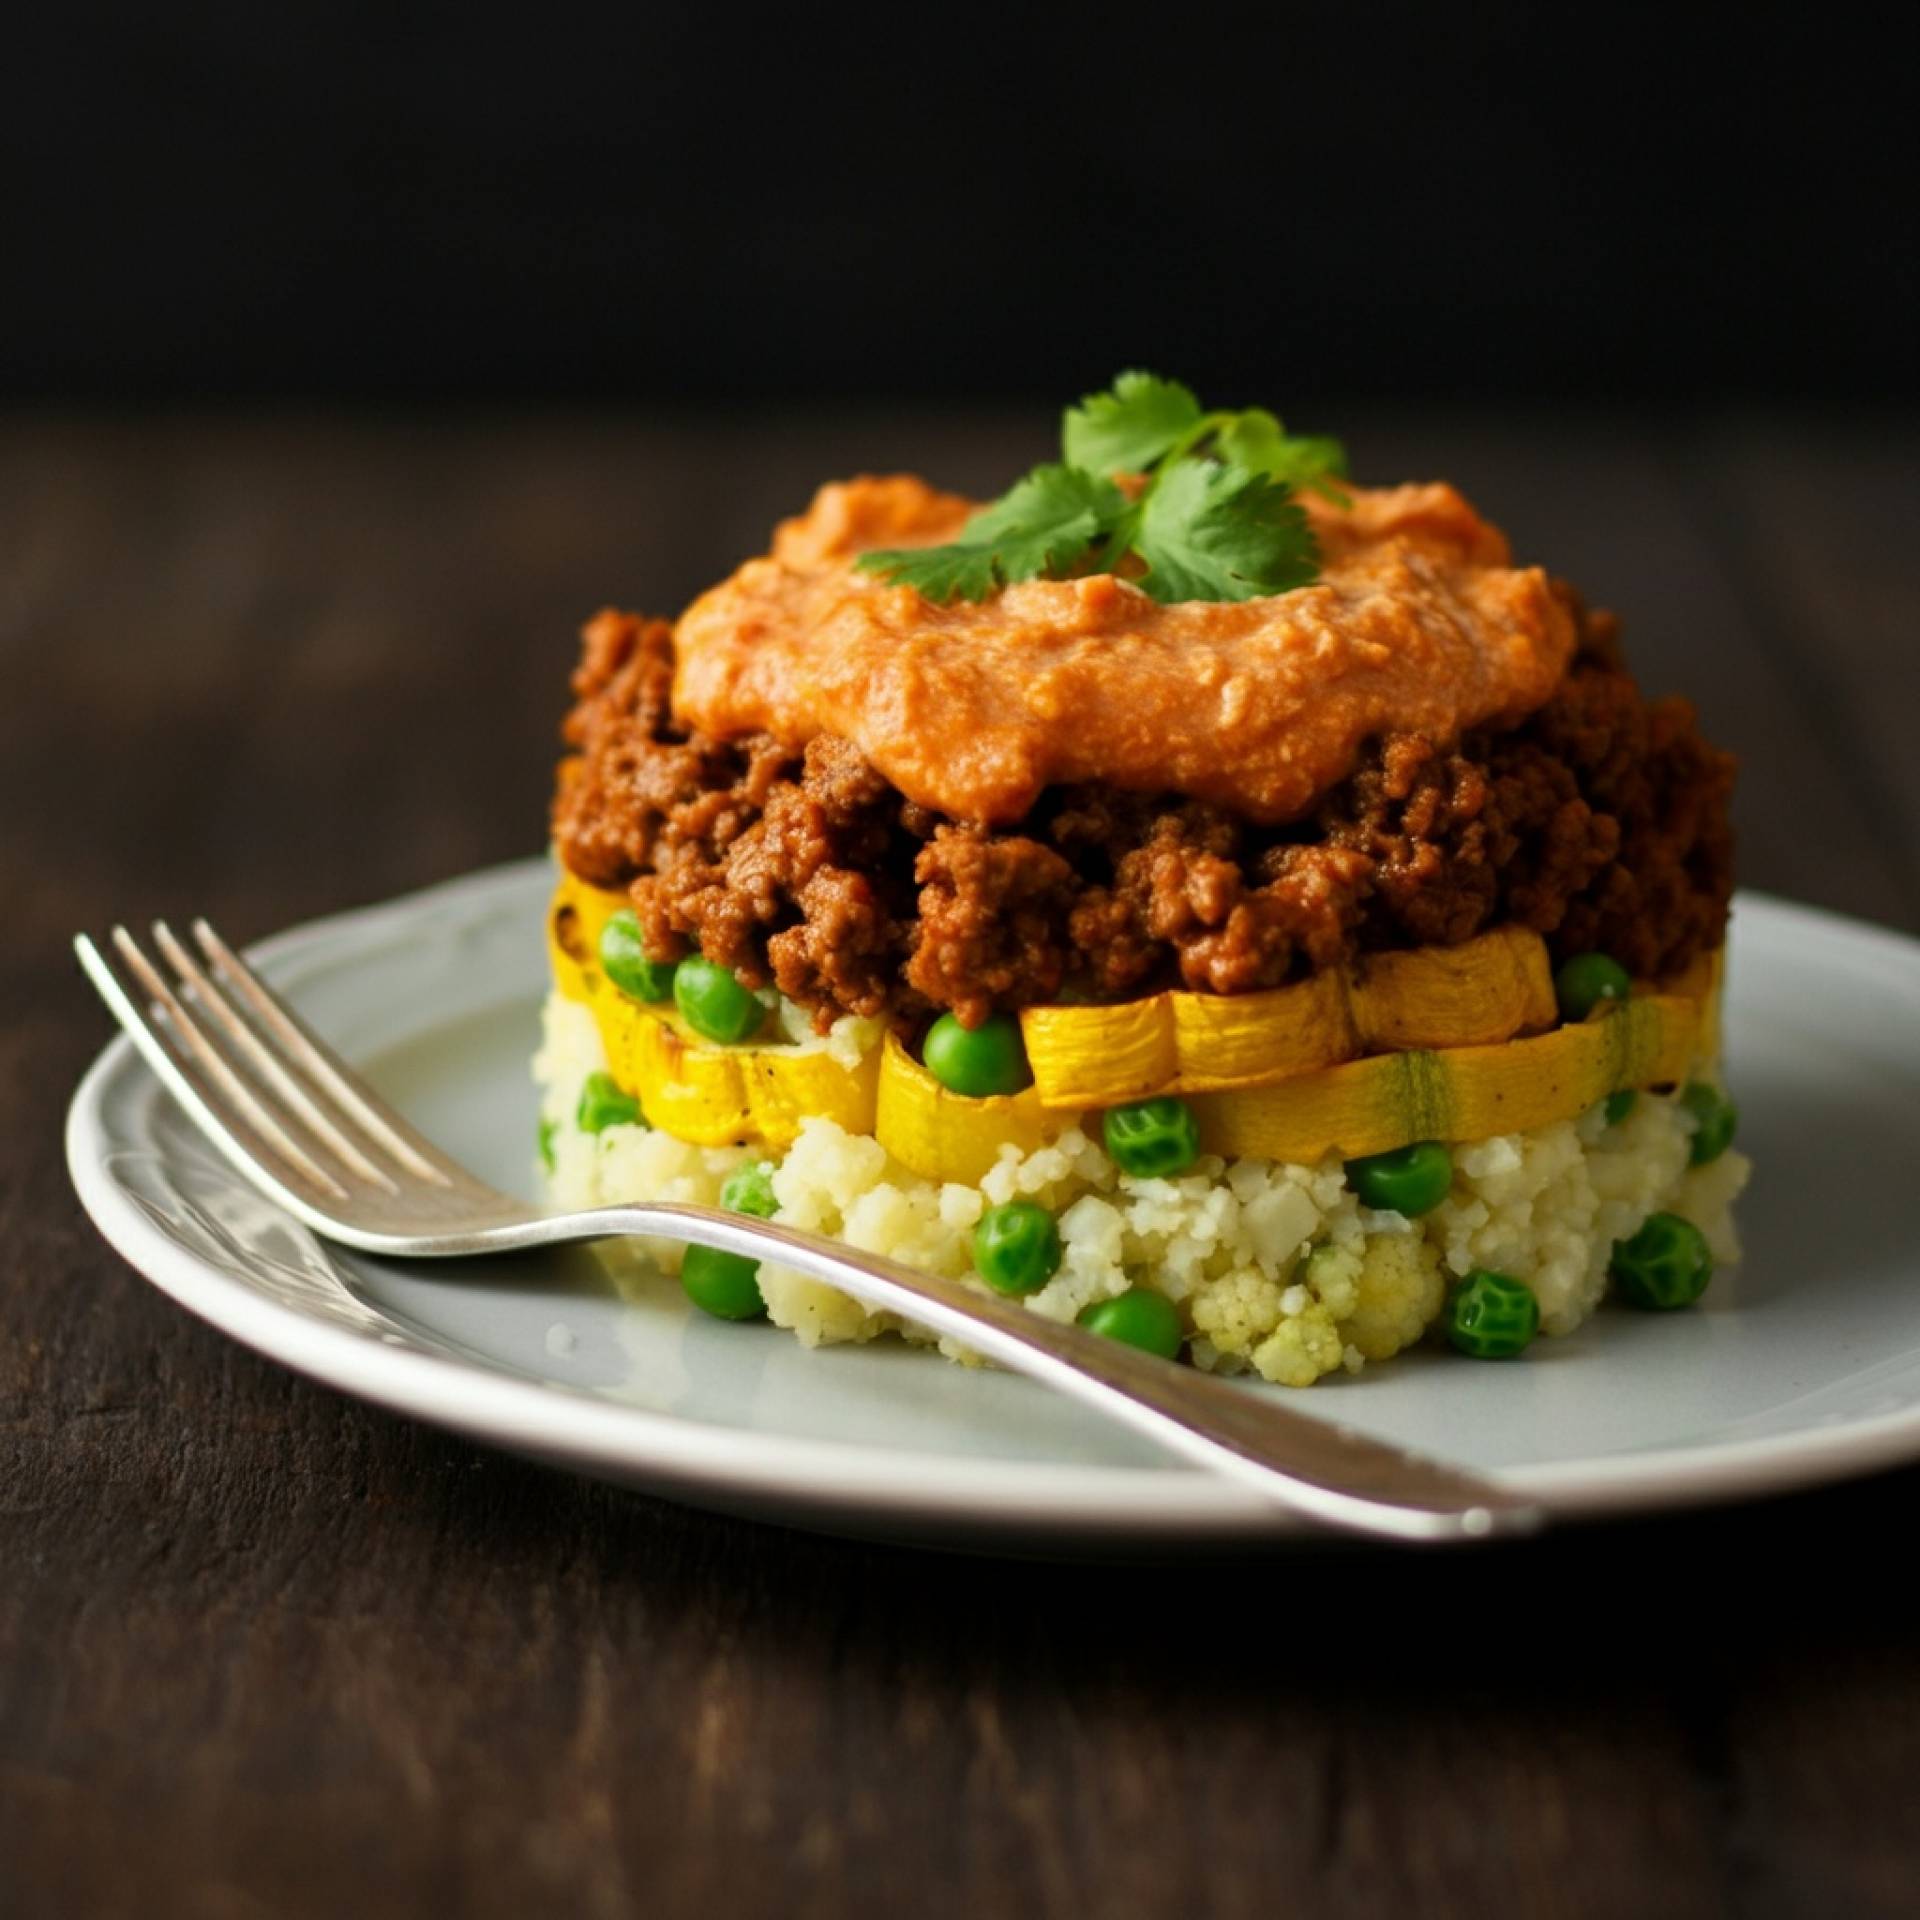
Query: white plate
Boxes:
[{"xmin": 66, "ymin": 860, "xmax": 1920, "ymax": 1550}]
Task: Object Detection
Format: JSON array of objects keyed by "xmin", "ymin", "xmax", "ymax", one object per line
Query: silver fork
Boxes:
[{"xmin": 75, "ymin": 919, "xmax": 1542, "ymax": 1544}]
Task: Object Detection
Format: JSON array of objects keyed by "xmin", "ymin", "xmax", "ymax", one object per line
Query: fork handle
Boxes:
[{"xmin": 549, "ymin": 1203, "xmax": 1541, "ymax": 1543}]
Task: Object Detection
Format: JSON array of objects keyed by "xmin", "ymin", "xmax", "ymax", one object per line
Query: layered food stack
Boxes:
[{"xmin": 536, "ymin": 376, "xmax": 1747, "ymax": 1384}]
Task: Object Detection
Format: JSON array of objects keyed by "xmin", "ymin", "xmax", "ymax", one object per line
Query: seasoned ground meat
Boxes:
[{"xmin": 552, "ymin": 599, "xmax": 1735, "ymax": 1030}]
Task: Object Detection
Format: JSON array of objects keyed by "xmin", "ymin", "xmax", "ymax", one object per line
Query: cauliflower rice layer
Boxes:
[{"xmin": 535, "ymin": 992, "xmax": 1749, "ymax": 1385}]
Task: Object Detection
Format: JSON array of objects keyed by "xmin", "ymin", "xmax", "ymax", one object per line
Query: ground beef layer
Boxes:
[{"xmin": 552, "ymin": 592, "xmax": 1735, "ymax": 1030}]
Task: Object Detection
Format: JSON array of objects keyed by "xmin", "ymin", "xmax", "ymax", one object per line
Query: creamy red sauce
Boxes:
[{"xmin": 671, "ymin": 473, "xmax": 1575, "ymax": 827}]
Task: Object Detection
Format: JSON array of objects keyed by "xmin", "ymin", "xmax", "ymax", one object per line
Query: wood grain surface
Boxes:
[{"xmin": 3, "ymin": 411, "xmax": 1918, "ymax": 1920}]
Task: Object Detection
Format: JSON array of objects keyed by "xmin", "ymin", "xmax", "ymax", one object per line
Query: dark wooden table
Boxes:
[{"xmin": 5, "ymin": 410, "xmax": 1919, "ymax": 1920}]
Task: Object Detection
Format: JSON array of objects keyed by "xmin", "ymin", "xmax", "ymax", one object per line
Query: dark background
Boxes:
[{"xmin": 4, "ymin": 5, "xmax": 1913, "ymax": 411}]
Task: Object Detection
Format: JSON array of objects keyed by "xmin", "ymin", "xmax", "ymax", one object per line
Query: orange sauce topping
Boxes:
[{"xmin": 671, "ymin": 473, "xmax": 1574, "ymax": 826}]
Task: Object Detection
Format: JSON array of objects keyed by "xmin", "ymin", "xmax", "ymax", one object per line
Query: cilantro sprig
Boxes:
[{"xmin": 857, "ymin": 372, "xmax": 1348, "ymax": 606}]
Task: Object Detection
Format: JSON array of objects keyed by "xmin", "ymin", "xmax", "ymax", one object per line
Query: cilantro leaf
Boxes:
[
  {"xmin": 856, "ymin": 464, "xmax": 1125, "ymax": 603},
  {"xmin": 1134, "ymin": 460, "xmax": 1320, "ymax": 604},
  {"xmin": 853, "ymin": 538, "xmax": 1000, "ymax": 604},
  {"xmin": 1062, "ymin": 370, "xmax": 1204, "ymax": 477},
  {"xmin": 859, "ymin": 375, "xmax": 1342, "ymax": 605},
  {"xmin": 1215, "ymin": 409, "xmax": 1351, "ymax": 502}
]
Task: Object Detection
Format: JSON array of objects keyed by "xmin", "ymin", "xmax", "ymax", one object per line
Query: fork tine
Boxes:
[
  {"xmin": 150, "ymin": 920, "xmax": 400, "ymax": 1193},
  {"xmin": 77, "ymin": 931, "xmax": 349, "ymax": 1201},
  {"xmin": 189, "ymin": 919, "xmax": 456, "ymax": 1188}
]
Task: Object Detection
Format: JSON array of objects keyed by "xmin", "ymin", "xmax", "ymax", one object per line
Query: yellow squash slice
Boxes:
[
  {"xmin": 547, "ymin": 872, "xmax": 879, "ymax": 1150},
  {"xmin": 869, "ymin": 980, "xmax": 1715, "ymax": 1185},
  {"xmin": 874, "ymin": 1033, "xmax": 1068, "ymax": 1186},
  {"xmin": 1347, "ymin": 927, "xmax": 1558, "ymax": 1052},
  {"xmin": 547, "ymin": 873, "xmax": 622, "ymax": 1005},
  {"xmin": 595, "ymin": 1009, "xmax": 880, "ymax": 1151},
  {"xmin": 1191, "ymin": 985, "xmax": 1709, "ymax": 1166},
  {"xmin": 1019, "ymin": 923, "xmax": 1555, "ymax": 1108}
]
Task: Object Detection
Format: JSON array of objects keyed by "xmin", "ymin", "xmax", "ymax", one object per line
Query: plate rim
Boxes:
[{"xmin": 63, "ymin": 859, "xmax": 1920, "ymax": 1542}]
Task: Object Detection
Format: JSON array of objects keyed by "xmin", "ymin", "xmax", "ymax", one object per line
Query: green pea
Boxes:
[
  {"xmin": 1680, "ymin": 1082, "xmax": 1738, "ymax": 1166},
  {"xmin": 680, "ymin": 1244, "xmax": 766, "ymax": 1321},
  {"xmin": 1445, "ymin": 1268, "xmax": 1540, "ymax": 1359},
  {"xmin": 1604, "ymin": 1089, "xmax": 1638, "ymax": 1127},
  {"xmin": 922, "ymin": 1011, "xmax": 1032, "ymax": 1097},
  {"xmin": 673, "ymin": 956, "xmax": 766, "ymax": 1044},
  {"xmin": 598, "ymin": 907, "xmax": 677, "ymax": 1003},
  {"xmin": 576, "ymin": 1071, "xmax": 643, "ymax": 1134},
  {"xmin": 1077, "ymin": 1286, "xmax": 1184, "ymax": 1360},
  {"xmin": 1102, "ymin": 1096, "xmax": 1201, "ymax": 1179},
  {"xmin": 679, "ymin": 1164, "xmax": 780, "ymax": 1320},
  {"xmin": 1345, "ymin": 1140, "xmax": 1453, "ymax": 1217},
  {"xmin": 1611, "ymin": 1211, "xmax": 1713, "ymax": 1310},
  {"xmin": 1554, "ymin": 951, "xmax": 1632, "ymax": 1023},
  {"xmin": 972, "ymin": 1201, "xmax": 1062, "ymax": 1296},
  {"xmin": 720, "ymin": 1159, "xmax": 779, "ymax": 1219},
  {"xmin": 537, "ymin": 1116, "xmax": 558, "ymax": 1172}
]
